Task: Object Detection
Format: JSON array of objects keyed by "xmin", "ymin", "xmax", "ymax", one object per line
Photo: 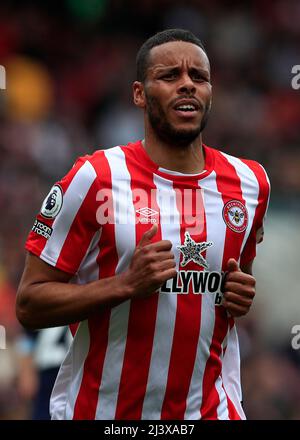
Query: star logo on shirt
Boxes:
[{"xmin": 177, "ymin": 232, "xmax": 213, "ymax": 269}]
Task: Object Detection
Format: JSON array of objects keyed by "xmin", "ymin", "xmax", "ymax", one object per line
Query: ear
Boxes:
[{"xmin": 133, "ymin": 81, "xmax": 146, "ymax": 108}]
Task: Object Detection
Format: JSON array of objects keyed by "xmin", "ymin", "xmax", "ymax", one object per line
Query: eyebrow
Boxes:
[{"xmin": 153, "ymin": 66, "xmax": 210, "ymax": 77}]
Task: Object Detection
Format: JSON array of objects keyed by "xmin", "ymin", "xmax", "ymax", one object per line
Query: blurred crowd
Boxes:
[{"xmin": 0, "ymin": 0, "xmax": 300, "ymax": 419}]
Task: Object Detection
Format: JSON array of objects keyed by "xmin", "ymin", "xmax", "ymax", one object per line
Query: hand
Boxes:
[
  {"xmin": 222, "ymin": 258, "xmax": 256, "ymax": 317},
  {"xmin": 122, "ymin": 224, "xmax": 177, "ymax": 299}
]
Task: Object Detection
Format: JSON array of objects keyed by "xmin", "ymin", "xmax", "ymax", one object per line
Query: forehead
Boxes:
[{"xmin": 148, "ymin": 41, "xmax": 210, "ymax": 72}]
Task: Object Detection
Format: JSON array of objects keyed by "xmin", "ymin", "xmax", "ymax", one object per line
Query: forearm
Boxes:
[
  {"xmin": 16, "ymin": 274, "xmax": 132, "ymax": 329},
  {"xmin": 17, "ymin": 231, "xmax": 176, "ymax": 329}
]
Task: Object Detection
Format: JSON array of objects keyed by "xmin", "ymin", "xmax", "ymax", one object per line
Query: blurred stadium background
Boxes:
[{"xmin": 0, "ymin": 0, "xmax": 300, "ymax": 420}]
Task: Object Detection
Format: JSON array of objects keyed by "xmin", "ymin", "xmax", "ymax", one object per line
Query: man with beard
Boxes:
[{"xmin": 17, "ymin": 29, "xmax": 270, "ymax": 420}]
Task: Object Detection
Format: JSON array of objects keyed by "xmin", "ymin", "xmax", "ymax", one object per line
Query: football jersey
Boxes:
[{"xmin": 25, "ymin": 140, "xmax": 270, "ymax": 420}]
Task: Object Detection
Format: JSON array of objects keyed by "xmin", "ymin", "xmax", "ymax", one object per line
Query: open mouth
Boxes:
[
  {"xmin": 175, "ymin": 104, "xmax": 197, "ymax": 112},
  {"xmin": 173, "ymin": 102, "xmax": 199, "ymax": 118}
]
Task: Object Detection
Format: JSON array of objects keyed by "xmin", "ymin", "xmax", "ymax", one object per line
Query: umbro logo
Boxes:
[
  {"xmin": 136, "ymin": 207, "xmax": 158, "ymax": 224},
  {"xmin": 136, "ymin": 207, "xmax": 158, "ymax": 217}
]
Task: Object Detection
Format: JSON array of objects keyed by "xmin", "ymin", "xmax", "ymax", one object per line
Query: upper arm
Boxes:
[
  {"xmin": 16, "ymin": 252, "xmax": 73, "ymax": 325},
  {"xmin": 25, "ymin": 156, "xmax": 101, "ymax": 275},
  {"xmin": 240, "ymin": 162, "xmax": 270, "ymax": 269},
  {"xmin": 18, "ymin": 253, "xmax": 73, "ymax": 293}
]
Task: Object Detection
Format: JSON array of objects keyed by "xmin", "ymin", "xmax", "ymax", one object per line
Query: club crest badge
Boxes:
[
  {"xmin": 40, "ymin": 184, "xmax": 63, "ymax": 219},
  {"xmin": 223, "ymin": 200, "xmax": 248, "ymax": 233}
]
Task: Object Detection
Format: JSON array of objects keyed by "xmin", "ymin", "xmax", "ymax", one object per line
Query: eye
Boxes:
[
  {"xmin": 192, "ymin": 74, "xmax": 205, "ymax": 82},
  {"xmin": 160, "ymin": 72, "xmax": 177, "ymax": 81},
  {"xmin": 190, "ymin": 71, "xmax": 209, "ymax": 82}
]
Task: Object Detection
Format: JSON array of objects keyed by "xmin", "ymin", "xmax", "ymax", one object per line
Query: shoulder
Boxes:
[
  {"xmin": 57, "ymin": 142, "xmax": 139, "ymax": 198},
  {"xmin": 207, "ymin": 145, "xmax": 270, "ymax": 195},
  {"xmin": 237, "ymin": 156, "xmax": 270, "ymax": 197},
  {"xmin": 69, "ymin": 145, "xmax": 123, "ymax": 181},
  {"xmin": 76, "ymin": 141, "xmax": 139, "ymax": 173}
]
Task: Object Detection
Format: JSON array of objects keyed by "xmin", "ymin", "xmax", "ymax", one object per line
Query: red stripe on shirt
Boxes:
[
  {"xmin": 161, "ymin": 181, "xmax": 204, "ymax": 419},
  {"xmin": 200, "ymin": 151, "xmax": 247, "ymax": 419},
  {"xmin": 114, "ymin": 146, "xmax": 161, "ymax": 420},
  {"xmin": 73, "ymin": 152, "xmax": 117, "ymax": 419},
  {"xmin": 55, "ymin": 178, "xmax": 100, "ymax": 273}
]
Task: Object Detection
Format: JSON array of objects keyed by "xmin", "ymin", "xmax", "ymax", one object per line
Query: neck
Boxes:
[{"xmin": 142, "ymin": 125, "xmax": 205, "ymax": 174}]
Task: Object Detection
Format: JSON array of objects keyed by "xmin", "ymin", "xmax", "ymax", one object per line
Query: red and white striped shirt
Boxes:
[{"xmin": 25, "ymin": 140, "xmax": 270, "ymax": 420}]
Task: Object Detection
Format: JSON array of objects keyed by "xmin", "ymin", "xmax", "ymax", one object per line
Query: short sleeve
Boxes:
[
  {"xmin": 25, "ymin": 156, "xmax": 101, "ymax": 274},
  {"xmin": 240, "ymin": 163, "xmax": 271, "ymax": 267}
]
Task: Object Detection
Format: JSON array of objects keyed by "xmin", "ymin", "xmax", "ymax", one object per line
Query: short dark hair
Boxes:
[{"xmin": 136, "ymin": 29, "xmax": 206, "ymax": 83}]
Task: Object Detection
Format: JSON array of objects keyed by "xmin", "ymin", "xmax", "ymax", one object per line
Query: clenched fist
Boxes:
[
  {"xmin": 122, "ymin": 224, "xmax": 177, "ymax": 299},
  {"xmin": 222, "ymin": 258, "xmax": 256, "ymax": 317}
]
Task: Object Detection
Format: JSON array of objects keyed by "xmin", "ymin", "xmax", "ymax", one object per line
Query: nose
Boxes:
[{"xmin": 177, "ymin": 73, "xmax": 196, "ymax": 95}]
